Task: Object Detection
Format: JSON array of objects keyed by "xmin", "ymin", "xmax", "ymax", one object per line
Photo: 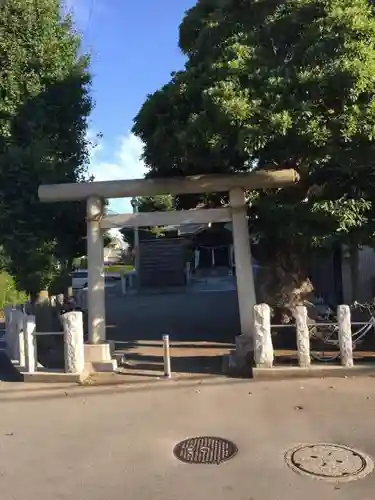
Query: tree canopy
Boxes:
[
  {"xmin": 133, "ymin": 0, "xmax": 375, "ymax": 309},
  {"xmin": 120, "ymin": 195, "xmax": 174, "ymax": 246},
  {"xmin": 134, "ymin": 195, "xmax": 174, "ymax": 213},
  {"xmin": 0, "ymin": 0, "xmax": 92, "ymax": 295}
]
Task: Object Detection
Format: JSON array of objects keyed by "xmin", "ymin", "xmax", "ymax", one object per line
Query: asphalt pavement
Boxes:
[
  {"xmin": 104, "ymin": 283, "xmax": 241, "ymax": 375},
  {"xmin": 0, "ymin": 376, "xmax": 375, "ymax": 500},
  {"xmin": 105, "ymin": 283, "xmax": 240, "ymax": 343}
]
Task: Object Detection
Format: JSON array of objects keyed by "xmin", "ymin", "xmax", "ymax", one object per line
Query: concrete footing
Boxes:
[
  {"xmin": 221, "ymin": 333, "xmax": 254, "ymax": 376},
  {"xmin": 22, "ymin": 371, "xmax": 88, "ymax": 383},
  {"xmin": 222, "ymin": 354, "xmax": 375, "ymax": 380},
  {"xmin": 84, "ymin": 342, "xmax": 118, "ymax": 373},
  {"xmin": 252, "ymin": 364, "xmax": 375, "ymax": 380}
]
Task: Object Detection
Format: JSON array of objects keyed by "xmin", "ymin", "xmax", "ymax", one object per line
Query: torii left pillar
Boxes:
[{"xmin": 84, "ymin": 196, "xmax": 117, "ymax": 372}]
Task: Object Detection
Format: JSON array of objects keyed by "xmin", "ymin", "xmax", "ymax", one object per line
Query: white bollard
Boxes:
[
  {"xmin": 294, "ymin": 306, "xmax": 311, "ymax": 368},
  {"xmin": 23, "ymin": 315, "xmax": 37, "ymax": 373},
  {"xmin": 337, "ymin": 305, "xmax": 353, "ymax": 367},
  {"xmin": 253, "ymin": 304, "xmax": 273, "ymax": 367},
  {"xmin": 61, "ymin": 311, "xmax": 85, "ymax": 373},
  {"xmin": 163, "ymin": 334, "xmax": 171, "ymax": 378}
]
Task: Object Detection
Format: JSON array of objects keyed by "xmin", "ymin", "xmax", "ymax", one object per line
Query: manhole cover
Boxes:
[
  {"xmin": 285, "ymin": 444, "xmax": 374, "ymax": 482},
  {"xmin": 173, "ymin": 436, "xmax": 238, "ymax": 464}
]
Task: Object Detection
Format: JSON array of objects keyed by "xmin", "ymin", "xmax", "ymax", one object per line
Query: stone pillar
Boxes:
[
  {"xmin": 23, "ymin": 315, "xmax": 37, "ymax": 373},
  {"xmin": 85, "ymin": 197, "xmax": 117, "ymax": 372},
  {"xmin": 294, "ymin": 306, "xmax": 311, "ymax": 367},
  {"xmin": 229, "ymin": 188, "xmax": 256, "ymax": 335},
  {"xmin": 61, "ymin": 311, "xmax": 85, "ymax": 373},
  {"xmin": 4, "ymin": 307, "xmax": 25, "ymax": 365},
  {"xmin": 337, "ymin": 305, "xmax": 353, "ymax": 367},
  {"xmin": 87, "ymin": 196, "xmax": 106, "ymax": 344},
  {"xmin": 254, "ymin": 304, "xmax": 273, "ymax": 367}
]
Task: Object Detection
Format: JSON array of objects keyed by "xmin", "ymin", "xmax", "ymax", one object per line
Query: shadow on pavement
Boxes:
[
  {"xmin": 0, "ymin": 352, "xmax": 24, "ymax": 382},
  {"xmin": 119, "ymin": 352, "xmax": 225, "ymax": 376}
]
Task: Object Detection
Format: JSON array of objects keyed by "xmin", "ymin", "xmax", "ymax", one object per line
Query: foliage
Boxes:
[
  {"xmin": 103, "ymin": 232, "xmax": 114, "ymax": 248},
  {"xmin": 104, "ymin": 264, "xmax": 134, "ymax": 275},
  {"xmin": 0, "ymin": 271, "xmax": 28, "ymax": 310},
  {"xmin": 121, "ymin": 195, "xmax": 174, "ymax": 246},
  {"xmin": 0, "ymin": 0, "xmax": 92, "ymax": 294},
  {"xmin": 135, "ymin": 195, "xmax": 174, "ymax": 212},
  {"xmin": 73, "ymin": 256, "xmax": 88, "ymax": 269},
  {"xmin": 133, "ymin": 0, "xmax": 375, "ymax": 309}
]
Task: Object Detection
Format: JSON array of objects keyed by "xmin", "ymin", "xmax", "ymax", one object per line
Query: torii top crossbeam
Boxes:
[{"xmin": 38, "ymin": 168, "xmax": 299, "ymax": 202}]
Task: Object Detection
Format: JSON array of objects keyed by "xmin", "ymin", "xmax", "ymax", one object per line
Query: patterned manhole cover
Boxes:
[
  {"xmin": 285, "ymin": 444, "xmax": 374, "ymax": 482},
  {"xmin": 173, "ymin": 436, "xmax": 238, "ymax": 464}
]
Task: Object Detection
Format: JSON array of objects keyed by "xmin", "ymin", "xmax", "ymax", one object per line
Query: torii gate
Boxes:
[{"xmin": 38, "ymin": 168, "xmax": 299, "ymax": 370}]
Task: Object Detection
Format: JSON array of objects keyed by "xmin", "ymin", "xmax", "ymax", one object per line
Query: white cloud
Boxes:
[{"xmin": 88, "ymin": 132, "xmax": 148, "ymax": 213}]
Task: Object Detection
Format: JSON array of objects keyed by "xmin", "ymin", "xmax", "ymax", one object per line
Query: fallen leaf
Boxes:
[{"xmin": 294, "ymin": 405, "xmax": 304, "ymax": 411}]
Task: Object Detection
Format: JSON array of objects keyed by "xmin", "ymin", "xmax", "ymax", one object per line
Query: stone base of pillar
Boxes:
[
  {"xmin": 84, "ymin": 343, "xmax": 118, "ymax": 373},
  {"xmin": 222, "ymin": 334, "xmax": 254, "ymax": 377}
]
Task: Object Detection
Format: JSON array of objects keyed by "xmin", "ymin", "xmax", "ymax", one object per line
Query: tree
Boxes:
[
  {"xmin": 135, "ymin": 195, "xmax": 174, "ymax": 213},
  {"xmin": 133, "ymin": 0, "xmax": 375, "ymax": 314},
  {"xmin": 0, "ymin": 0, "xmax": 92, "ymax": 297},
  {"xmin": 121, "ymin": 195, "xmax": 174, "ymax": 247}
]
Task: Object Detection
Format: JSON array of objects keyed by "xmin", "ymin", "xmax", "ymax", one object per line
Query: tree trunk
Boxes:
[
  {"xmin": 349, "ymin": 243, "xmax": 359, "ymax": 304},
  {"xmin": 258, "ymin": 246, "xmax": 314, "ymax": 323}
]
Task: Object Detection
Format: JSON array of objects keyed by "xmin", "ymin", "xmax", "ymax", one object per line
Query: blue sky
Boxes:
[{"xmin": 65, "ymin": 0, "xmax": 195, "ymax": 212}]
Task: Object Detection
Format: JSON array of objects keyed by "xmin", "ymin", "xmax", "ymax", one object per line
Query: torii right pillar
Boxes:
[{"xmin": 229, "ymin": 188, "xmax": 256, "ymax": 372}]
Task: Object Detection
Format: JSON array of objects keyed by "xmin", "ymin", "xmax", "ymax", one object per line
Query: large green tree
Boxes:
[
  {"xmin": 0, "ymin": 0, "xmax": 92, "ymax": 296},
  {"xmin": 133, "ymin": 0, "xmax": 375, "ymax": 312},
  {"xmin": 121, "ymin": 195, "xmax": 174, "ymax": 247}
]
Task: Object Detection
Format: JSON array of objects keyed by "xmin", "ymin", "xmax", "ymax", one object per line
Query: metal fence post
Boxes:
[
  {"xmin": 121, "ymin": 275, "xmax": 127, "ymax": 295},
  {"xmin": 163, "ymin": 334, "xmax": 171, "ymax": 378}
]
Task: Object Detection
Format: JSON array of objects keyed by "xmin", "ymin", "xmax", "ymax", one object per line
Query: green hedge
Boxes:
[{"xmin": 0, "ymin": 271, "xmax": 28, "ymax": 310}]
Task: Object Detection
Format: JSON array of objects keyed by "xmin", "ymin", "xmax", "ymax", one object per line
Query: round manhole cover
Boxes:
[
  {"xmin": 173, "ymin": 436, "xmax": 238, "ymax": 464},
  {"xmin": 285, "ymin": 444, "xmax": 374, "ymax": 482}
]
